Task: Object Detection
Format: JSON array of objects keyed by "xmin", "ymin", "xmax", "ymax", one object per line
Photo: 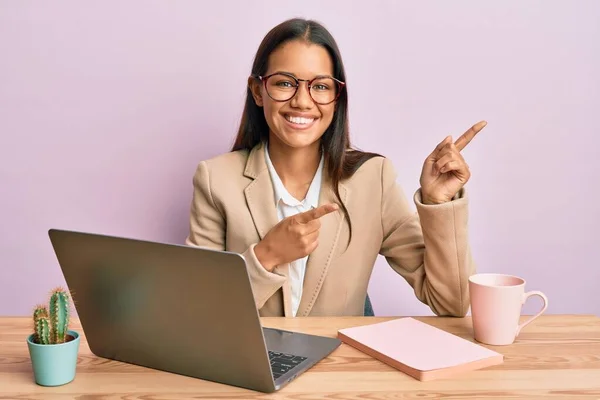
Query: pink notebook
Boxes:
[{"xmin": 337, "ymin": 317, "xmax": 503, "ymax": 381}]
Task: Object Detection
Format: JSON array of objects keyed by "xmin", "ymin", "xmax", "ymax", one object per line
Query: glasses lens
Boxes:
[
  {"xmin": 265, "ymin": 73, "xmax": 297, "ymax": 101},
  {"xmin": 310, "ymin": 77, "xmax": 338, "ymax": 104}
]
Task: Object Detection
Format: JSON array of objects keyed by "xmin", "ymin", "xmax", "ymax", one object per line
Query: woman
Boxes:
[{"xmin": 185, "ymin": 18, "xmax": 485, "ymax": 318}]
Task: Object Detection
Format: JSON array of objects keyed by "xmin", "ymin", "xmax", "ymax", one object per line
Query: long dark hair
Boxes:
[{"xmin": 232, "ymin": 18, "xmax": 382, "ymax": 245}]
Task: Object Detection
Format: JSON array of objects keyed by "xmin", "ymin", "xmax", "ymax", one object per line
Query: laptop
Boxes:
[{"xmin": 48, "ymin": 228, "xmax": 341, "ymax": 393}]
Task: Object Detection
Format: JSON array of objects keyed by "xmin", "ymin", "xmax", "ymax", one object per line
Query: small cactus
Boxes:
[
  {"xmin": 35, "ymin": 316, "xmax": 51, "ymax": 345},
  {"xmin": 33, "ymin": 305, "xmax": 50, "ymax": 344},
  {"xmin": 49, "ymin": 288, "xmax": 70, "ymax": 344},
  {"xmin": 32, "ymin": 287, "xmax": 72, "ymax": 345},
  {"xmin": 33, "ymin": 304, "xmax": 48, "ymax": 323}
]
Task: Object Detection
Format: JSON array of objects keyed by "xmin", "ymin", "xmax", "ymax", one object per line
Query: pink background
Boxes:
[{"xmin": 1, "ymin": 1, "xmax": 598, "ymax": 316}]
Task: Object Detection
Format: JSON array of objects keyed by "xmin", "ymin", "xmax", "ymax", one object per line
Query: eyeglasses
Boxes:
[{"xmin": 253, "ymin": 72, "xmax": 345, "ymax": 105}]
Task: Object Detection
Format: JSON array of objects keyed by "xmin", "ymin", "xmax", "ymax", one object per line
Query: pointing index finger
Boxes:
[
  {"xmin": 454, "ymin": 120, "xmax": 487, "ymax": 151},
  {"xmin": 296, "ymin": 203, "xmax": 339, "ymax": 224}
]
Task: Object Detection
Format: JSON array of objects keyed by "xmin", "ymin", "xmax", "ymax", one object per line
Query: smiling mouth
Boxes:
[{"xmin": 284, "ymin": 115, "xmax": 316, "ymax": 125}]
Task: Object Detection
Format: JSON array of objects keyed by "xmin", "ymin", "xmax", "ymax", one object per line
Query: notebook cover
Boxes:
[{"xmin": 337, "ymin": 317, "xmax": 503, "ymax": 381}]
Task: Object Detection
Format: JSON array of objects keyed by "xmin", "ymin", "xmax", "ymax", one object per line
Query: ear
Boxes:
[{"xmin": 248, "ymin": 76, "xmax": 264, "ymax": 107}]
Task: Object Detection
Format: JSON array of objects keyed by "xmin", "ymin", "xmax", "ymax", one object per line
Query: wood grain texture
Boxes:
[{"xmin": 1, "ymin": 315, "xmax": 600, "ymax": 399}]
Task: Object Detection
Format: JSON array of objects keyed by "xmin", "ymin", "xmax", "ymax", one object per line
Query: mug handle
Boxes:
[{"xmin": 515, "ymin": 290, "xmax": 548, "ymax": 337}]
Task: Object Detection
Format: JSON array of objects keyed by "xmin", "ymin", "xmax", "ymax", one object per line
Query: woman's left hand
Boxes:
[{"xmin": 419, "ymin": 121, "xmax": 487, "ymax": 204}]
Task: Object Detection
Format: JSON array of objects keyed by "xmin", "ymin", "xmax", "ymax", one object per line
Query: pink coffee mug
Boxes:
[{"xmin": 469, "ymin": 273, "xmax": 548, "ymax": 345}]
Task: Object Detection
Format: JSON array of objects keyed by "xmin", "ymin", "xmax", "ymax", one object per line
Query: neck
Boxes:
[{"xmin": 267, "ymin": 138, "xmax": 322, "ymax": 189}]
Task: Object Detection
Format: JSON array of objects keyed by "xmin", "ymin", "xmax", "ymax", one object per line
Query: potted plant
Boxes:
[{"xmin": 26, "ymin": 287, "xmax": 80, "ymax": 386}]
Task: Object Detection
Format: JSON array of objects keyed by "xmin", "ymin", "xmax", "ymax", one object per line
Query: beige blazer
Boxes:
[{"xmin": 185, "ymin": 142, "xmax": 475, "ymax": 317}]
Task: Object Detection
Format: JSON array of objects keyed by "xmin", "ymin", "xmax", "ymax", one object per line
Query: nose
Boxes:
[{"xmin": 290, "ymin": 80, "xmax": 313, "ymax": 109}]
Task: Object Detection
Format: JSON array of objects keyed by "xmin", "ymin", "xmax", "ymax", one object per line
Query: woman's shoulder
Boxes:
[
  {"xmin": 192, "ymin": 148, "xmax": 251, "ymax": 181},
  {"xmin": 204, "ymin": 148, "xmax": 249, "ymax": 168},
  {"xmin": 341, "ymin": 151, "xmax": 406, "ymax": 198},
  {"xmin": 344, "ymin": 150, "xmax": 396, "ymax": 180}
]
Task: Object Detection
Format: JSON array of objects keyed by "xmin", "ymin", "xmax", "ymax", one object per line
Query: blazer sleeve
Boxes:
[
  {"xmin": 378, "ymin": 157, "xmax": 475, "ymax": 317},
  {"xmin": 184, "ymin": 161, "xmax": 286, "ymax": 308}
]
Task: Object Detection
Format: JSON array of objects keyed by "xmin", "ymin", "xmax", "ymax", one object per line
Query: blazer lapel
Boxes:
[
  {"xmin": 243, "ymin": 143, "xmax": 279, "ymax": 241},
  {"xmin": 243, "ymin": 142, "xmax": 293, "ymax": 317},
  {"xmin": 296, "ymin": 174, "xmax": 349, "ymax": 317}
]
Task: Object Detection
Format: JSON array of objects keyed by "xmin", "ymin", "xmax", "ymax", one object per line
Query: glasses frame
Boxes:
[{"xmin": 253, "ymin": 72, "xmax": 346, "ymax": 105}]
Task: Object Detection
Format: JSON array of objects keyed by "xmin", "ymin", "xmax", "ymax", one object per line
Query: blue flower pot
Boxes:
[{"xmin": 26, "ymin": 330, "xmax": 80, "ymax": 386}]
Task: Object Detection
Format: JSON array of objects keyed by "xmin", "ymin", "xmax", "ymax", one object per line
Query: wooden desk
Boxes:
[{"xmin": 1, "ymin": 315, "xmax": 600, "ymax": 399}]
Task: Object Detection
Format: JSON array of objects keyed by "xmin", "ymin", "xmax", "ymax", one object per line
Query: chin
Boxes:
[
  {"xmin": 276, "ymin": 128, "xmax": 323, "ymax": 148},
  {"xmin": 280, "ymin": 135, "xmax": 321, "ymax": 149}
]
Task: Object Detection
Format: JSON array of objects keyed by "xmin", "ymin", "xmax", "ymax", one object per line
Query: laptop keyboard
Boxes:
[{"xmin": 268, "ymin": 351, "xmax": 307, "ymax": 379}]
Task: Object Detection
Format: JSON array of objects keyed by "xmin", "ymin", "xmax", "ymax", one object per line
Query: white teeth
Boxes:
[{"xmin": 285, "ymin": 115, "xmax": 315, "ymax": 125}]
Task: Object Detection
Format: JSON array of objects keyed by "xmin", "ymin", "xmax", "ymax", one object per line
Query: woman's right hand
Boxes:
[{"xmin": 254, "ymin": 203, "xmax": 339, "ymax": 272}]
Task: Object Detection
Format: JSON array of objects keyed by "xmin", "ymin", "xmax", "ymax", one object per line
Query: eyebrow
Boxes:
[{"xmin": 271, "ymin": 70, "xmax": 333, "ymax": 79}]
